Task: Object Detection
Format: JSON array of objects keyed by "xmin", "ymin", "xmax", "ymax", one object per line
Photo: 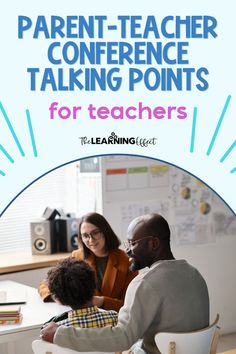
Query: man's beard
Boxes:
[
  {"xmin": 129, "ymin": 251, "xmax": 154, "ymax": 271},
  {"xmin": 130, "ymin": 258, "xmax": 146, "ymax": 271}
]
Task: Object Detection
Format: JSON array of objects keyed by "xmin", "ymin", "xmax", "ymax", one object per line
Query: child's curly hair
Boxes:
[{"xmin": 47, "ymin": 257, "xmax": 96, "ymax": 309}]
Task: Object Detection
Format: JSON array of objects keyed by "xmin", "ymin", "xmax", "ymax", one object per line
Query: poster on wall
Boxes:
[{"xmin": 0, "ymin": 0, "xmax": 235, "ymax": 218}]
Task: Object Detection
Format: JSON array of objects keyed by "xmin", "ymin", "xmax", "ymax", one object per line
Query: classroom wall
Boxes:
[
  {"xmin": 101, "ymin": 156, "xmax": 236, "ymax": 335},
  {"xmin": 173, "ymin": 237, "xmax": 236, "ymax": 334}
]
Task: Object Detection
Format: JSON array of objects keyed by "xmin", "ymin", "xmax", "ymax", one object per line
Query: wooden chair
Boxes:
[
  {"xmin": 154, "ymin": 314, "xmax": 220, "ymax": 354},
  {"xmin": 210, "ymin": 322, "xmax": 220, "ymax": 354},
  {"xmin": 32, "ymin": 339, "xmax": 116, "ymax": 354}
]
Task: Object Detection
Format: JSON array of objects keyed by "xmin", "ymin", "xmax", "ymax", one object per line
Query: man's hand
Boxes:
[{"xmin": 40, "ymin": 322, "xmax": 59, "ymax": 343}]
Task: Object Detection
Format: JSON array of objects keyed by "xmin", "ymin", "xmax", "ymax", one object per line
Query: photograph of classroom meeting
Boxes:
[{"xmin": 0, "ymin": 155, "xmax": 235, "ymax": 354}]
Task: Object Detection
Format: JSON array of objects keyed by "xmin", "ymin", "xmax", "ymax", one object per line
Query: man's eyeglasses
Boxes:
[
  {"xmin": 123, "ymin": 236, "xmax": 153, "ymax": 251},
  {"xmin": 81, "ymin": 229, "xmax": 102, "ymax": 241}
]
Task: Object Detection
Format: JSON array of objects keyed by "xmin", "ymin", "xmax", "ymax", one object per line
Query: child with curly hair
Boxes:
[{"xmin": 46, "ymin": 257, "xmax": 117, "ymax": 328}]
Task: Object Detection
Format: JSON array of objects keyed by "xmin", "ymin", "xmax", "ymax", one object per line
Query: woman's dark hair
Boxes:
[
  {"xmin": 78, "ymin": 212, "xmax": 121, "ymax": 258},
  {"xmin": 47, "ymin": 257, "xmax": 96, "ymax": 309}
]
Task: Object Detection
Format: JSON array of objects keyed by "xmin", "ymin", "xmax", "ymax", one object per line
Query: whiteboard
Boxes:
[{"xmin": 101, "ymin": 155, "xmax": 236, "ymax": 245}]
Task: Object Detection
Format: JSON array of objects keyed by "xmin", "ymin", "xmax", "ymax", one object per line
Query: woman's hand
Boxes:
[{"xmin": 92, "ymin": 295, "xmax": 104, "ymax": 307}]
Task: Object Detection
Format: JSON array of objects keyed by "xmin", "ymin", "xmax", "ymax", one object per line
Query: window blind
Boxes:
[{"xmin": 0, "ymin": 166, "xmax": 71, "ymax": 254}]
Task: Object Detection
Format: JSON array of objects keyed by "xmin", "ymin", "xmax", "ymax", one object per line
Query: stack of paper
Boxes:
[{"xmin": 0, "ymin": 306, "xmax": 22, "ymax": 324}]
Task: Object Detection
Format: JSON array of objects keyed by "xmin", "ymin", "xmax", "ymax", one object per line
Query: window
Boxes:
[{"xmin": 0, "ymin": 160, "xmax": 102, "ymax": 254}]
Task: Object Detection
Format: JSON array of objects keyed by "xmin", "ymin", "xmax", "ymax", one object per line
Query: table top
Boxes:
[
  {"xmin": 0, "ymin": 280, "xmax": 69, "ymax": 338},
  {"xmin": 0, "ymin": 252, "xmax": 70, "ymax": 274}
]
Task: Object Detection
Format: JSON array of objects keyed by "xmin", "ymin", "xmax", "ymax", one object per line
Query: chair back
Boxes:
[
  {"xmin": 32, "ymin": 339, "xmax": 116, "ymax": 354},
  {"xmin": 154, "ymin": 314, "xmax": 220, "ymax": 354}
]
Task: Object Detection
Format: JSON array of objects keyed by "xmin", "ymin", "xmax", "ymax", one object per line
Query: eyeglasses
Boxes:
[
  {"xmin": 123, "ymin": 236, "xmax": 153, "ymax": 251},
  {"xmin": 81, "ymin": 229, "xmax": 102, "ymax": 241}
]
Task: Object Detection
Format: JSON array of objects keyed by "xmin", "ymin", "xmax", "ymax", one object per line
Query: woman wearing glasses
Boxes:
[{"xmin": 38, "ymin": 212, "xmax": 137, "ymax": 311}]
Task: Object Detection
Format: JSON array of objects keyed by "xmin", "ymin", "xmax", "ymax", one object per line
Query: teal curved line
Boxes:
[
  {"xmin": 230, "ymin": 167, "xmax": 236, "ymax": 174},
  {"xmin": 26, "ymin": 109, "xmax": 38, "ymax": 157},
  {"xmin": 206, "ymin": 95, "xmax": 231, "ymax": 156},
  {"xmin": 0, "ymin": 144, "xmax": 14, "ymax": 163},
  {"xmin": 220, "ymin": 140, "xmax": 236, "ymax": 162},
  {"xmin": 190, "ymin": 107, "xmax": 197, "ymax": 153},
  {"xmin": 0, "ymin": 170, "xmax": 6, "ymax": 176},
  {"xmin": 0, "ymin": 101, "xmax": 25, "ymax": 157}
]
